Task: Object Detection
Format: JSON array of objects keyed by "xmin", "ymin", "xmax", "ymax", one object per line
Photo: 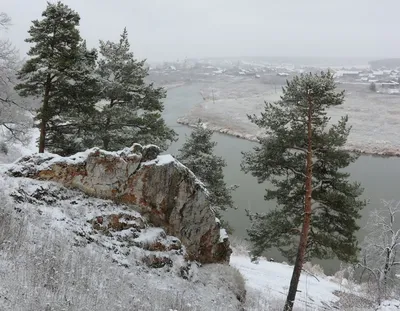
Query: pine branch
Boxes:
[
  {"xmin": 286, "ymin": 167, "xmax": 306, "ymax": 178},
  {"xmin": 291, "ymin": 146, "xmax": 308, "ymax": 153}
]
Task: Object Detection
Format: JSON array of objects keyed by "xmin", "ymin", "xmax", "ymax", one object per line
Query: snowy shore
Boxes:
[{"xmin": 177, "ymin": 84, "xmax": 400, "ymax": 157}]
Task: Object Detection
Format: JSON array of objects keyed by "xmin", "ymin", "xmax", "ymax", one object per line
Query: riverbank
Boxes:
[
  {"xmin": 176, "ymin": 117, "xmax": 400, "ymax": 157},
  {"xmin": 176, "ymin": 82, "xmax": 400, "ymax": 157}
]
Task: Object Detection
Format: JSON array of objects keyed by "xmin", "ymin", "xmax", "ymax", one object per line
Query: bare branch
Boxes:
[{"xmin": 0, "ymin": 12, "xmax": 11, "ymax": 29}]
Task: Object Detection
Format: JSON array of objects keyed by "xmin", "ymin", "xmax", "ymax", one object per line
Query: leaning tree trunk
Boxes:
[{"xmin": 283, "ymin": 94, "xmax": 313, "ymax": 311}]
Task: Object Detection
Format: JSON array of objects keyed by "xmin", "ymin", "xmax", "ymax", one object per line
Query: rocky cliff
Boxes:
[{"xmin": 8, "ymin": 144, "xmax": 231, "ymax": 263}]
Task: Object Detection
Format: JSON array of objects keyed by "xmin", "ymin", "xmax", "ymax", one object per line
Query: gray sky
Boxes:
[{"xmin": 1, "ymin": 0, "xmax": 399, "ymax": 62}]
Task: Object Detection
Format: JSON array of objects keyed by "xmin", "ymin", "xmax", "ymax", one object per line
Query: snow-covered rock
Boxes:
[
  {"xmin": 0, "ymin": 174, "xmax": 243, "ymax": 310},
  {"xmin": 7, "ymin": 144, "xmax": 231, "ymax": 264}
]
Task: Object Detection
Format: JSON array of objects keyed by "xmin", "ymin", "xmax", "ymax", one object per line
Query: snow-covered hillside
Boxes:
[
  {"xmin": 231, "ymin": 256, "xmax": 340, "ymax": 310},
  {"xmin": 0, "ymin": 173, "xmax": 245, "ymax": 311},
  {"xmin": 1, "ymin": 136, "xmax": 399, "ymax": 310},
  {"xmin": 2, "ymin": 169, "xmax": 380, "ymax": 311}
]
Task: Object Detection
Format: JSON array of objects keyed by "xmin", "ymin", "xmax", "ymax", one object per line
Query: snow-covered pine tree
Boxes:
[
  {"xmin": 86, "ymin": 28, "xmax": 176, "ymax": 151},
  {"xmin": 15, "ymin": 2, "xmax": 97, "ymax": 154},
  {"xmin": 241, "ymin": 72, "xmax": 365, "ymax": 311},
  {"xmin": 44, "ymin": 41, "xmax": 99, "ymax": 156},
  {"xmin": 176, "ymin": 121, "xmax": 237, "ymax": 227}
]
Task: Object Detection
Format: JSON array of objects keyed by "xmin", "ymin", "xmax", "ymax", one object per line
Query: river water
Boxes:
[{"xmin": 163, "ymin": 83, "xmax": 400, "ymax": 274}]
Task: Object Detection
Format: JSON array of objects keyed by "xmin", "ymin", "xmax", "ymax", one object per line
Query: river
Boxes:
[{"xmin": 163, "ymin": 82, "xmax": 400, "ymax": 275}]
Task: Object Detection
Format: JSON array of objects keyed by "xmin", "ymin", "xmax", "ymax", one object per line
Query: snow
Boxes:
[
  {"xmin": 219, "ymin": 228, "xmax": 228, "ymax": 243},
  {"xmin": 0, "ymin": 167, "xmax": 397, "ymax": 310},
  {"xmin": 177, "ymin": 81, "xmax": 400, "ymax": 156},
  {"xmin": 377, "ymin": 300, "xmax": 400, "ymax": 311},
  {"xmin": 155, "ymin": 154, "xmax": 176, "ymax": 165},
  {"xmin": 0, "ymin": 174, "xmax": 243, "ymax": 310},
  {"xmin": 134, "ymin": 227, "xmax": 165, "ymax": 244},
  {"xmin": 0, "ymin": 128, "xmax": 38, "ymax": 164},
  {"xmin": 231, "ymin": 255, "xmax": 341, "ymax": 310},
  {"xmin": 142, "ymin": 154, "xmax": 175, "ymax": 166}
]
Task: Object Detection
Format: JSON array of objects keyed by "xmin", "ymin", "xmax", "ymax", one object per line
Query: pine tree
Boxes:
[
  {"xmin": 85, "ymin": 28, "xmax": 176, "ymax": 151},
  {"xmin": 45, "ymin": 41, "xmax": 99, "ymax": 156},
  {"xmin": 177, "ymin": 121, "xmax": 237, "ymax": 226},
  {"xmin": 241, "ymin": 72, "xmax": 365, "ymax": 311},
  {"xmin": 15, "ymin": 1, "xmax": 97, "ymax": 154}
]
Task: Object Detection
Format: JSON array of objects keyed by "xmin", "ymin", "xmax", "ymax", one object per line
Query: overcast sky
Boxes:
[{"xmin": 1, "ymin": 0, "xmax": 399, "ymax": 62}]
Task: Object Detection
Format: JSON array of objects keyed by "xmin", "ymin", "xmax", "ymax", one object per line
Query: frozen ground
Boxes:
[{"xmin": 178, "ymin": 80, "xmax": 400, "ymax": 156}]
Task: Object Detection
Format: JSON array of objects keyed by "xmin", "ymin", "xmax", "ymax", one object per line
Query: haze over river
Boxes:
[{"xmin": 163, "ymin": 83, "xmax": 400, "ymax": 275}]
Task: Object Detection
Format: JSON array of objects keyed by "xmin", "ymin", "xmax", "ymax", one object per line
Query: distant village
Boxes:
[{"xmin": 149, "ymin": 58, "xmax": 400, "ymax": 94}]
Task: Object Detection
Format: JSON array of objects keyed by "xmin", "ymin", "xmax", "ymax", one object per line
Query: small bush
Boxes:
[
  {"xmin": 200, "ymin": 263, "xmax": 246, "ymax": 303},
  {"xmin": 303, "ymin": 262, "xmax": 325, "ymax": 278},
  {"xmin": 229, "ymin": 236, "xmax": 251, "ymax": 257}
]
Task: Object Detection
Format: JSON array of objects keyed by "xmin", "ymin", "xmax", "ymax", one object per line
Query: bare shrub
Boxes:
[
  {"xmin": 303, "ymin": 262, "xmax": 325, "ymax": 278},
  {"xmin": 200, "ymin": 263, "xmax": 246, "ymax": 303},
  {"xmin": 230, "ymin": 236, "xmax": 251, "ymax": 257},
  {"xmin": 357, "ymin": 200, "xmax": 400, "ymax": 305}
]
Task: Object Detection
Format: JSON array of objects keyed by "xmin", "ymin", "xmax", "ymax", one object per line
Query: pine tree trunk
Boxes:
[
  {"xmin": 102, "ymin": 115, "xmax": 111, "ymax": 150},
  {"xmin": 283, "ymin": 93, "xmax": 313, "ymax": 311},
  {"xmin": 39, "ymin": 121, "xmax": 46, "ymax": 153},
  {"xmin": 39, "ymin": 75, "xmax": 52, "ymax": 153}
]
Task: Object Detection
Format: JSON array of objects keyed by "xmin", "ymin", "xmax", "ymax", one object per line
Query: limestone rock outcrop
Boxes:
[{"xmin": 8, "ymin": 144, "xmax": 231, "ymax": 263}]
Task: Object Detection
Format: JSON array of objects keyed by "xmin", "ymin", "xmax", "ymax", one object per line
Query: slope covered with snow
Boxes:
[
  {"xmin": 231, "ymin": 255, "xmax": 340, "ymax": 310},
  {"xmin": 0, "ymin": 173, "xmax": 243, "ymax": 311}
]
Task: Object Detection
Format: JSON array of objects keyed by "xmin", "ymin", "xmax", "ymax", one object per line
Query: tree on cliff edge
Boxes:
[
  {"xmin": 83, "ymin": 28, "xmax": 176, "ymax": 151},
  {"xmin": 177, "ymin": 121, "xmax": 237, "ymax": 229},
  {"xmin": 241, "ymin": 72, "xmax": 365, "ymax": 311},
  {"xmin": 15, "ymin": 2, "xmax": 98, "ymax": 153}
]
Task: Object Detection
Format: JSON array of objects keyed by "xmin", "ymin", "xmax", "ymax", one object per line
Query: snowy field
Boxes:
[{"xmin": 178, "ymin": 79, "xmax": 400, "ymax": 156}]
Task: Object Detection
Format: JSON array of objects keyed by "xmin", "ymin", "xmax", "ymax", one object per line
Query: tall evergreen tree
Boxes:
[
  {"xmin": 241, "ymin": 72, "xmax": 365, "ymax": 311},
  {"xmin": 44, "ymin": 41, "xmax": 99, "ymax": 155},
  {"xmin": 85, "ymin": 28, "xmax": 176, "ymax": 151},
  {"xmin": 15, "ymin": 1, "xmax": 97, "ymax": 154},
  {"xmin": 177, "ymin": 121, "xmax": 237, "ymax": 224}
]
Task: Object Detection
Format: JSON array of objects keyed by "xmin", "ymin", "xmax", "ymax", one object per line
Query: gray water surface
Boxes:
[{"xmin": 163, "ymin": 83, "xmax": 400, "ymax": 274}]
